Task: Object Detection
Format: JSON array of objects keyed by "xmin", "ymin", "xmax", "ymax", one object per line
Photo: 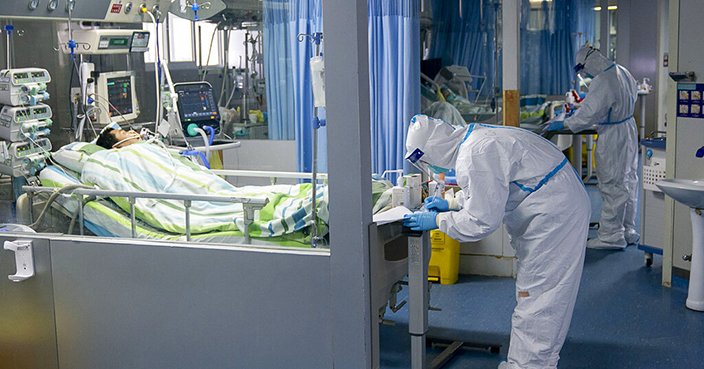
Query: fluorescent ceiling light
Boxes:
[{"xmin": 593, "ymin": 6, "xmax": 618, "ymax": 11}]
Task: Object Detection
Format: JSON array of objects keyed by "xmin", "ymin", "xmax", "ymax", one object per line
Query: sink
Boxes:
[
  {"xmin": 656, "ymin": 179, "xmax": 704, "ymax": 209},
  {"xmin": 656, "ymin": 178, "xmax": 704, "ymax": 311}
]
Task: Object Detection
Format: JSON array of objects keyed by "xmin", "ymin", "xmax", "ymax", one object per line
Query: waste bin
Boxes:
[{"xmin": 429, "ymin": 230, "xmax": 460, "ymax": 285}]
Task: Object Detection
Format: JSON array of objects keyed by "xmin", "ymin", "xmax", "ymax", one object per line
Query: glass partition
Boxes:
[{"xmin": 0, "ymin": 1, "xmax": 332, "ymax": 251}]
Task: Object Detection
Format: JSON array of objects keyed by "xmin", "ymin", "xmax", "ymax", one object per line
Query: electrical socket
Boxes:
[{"xmin": 70, "ymin": 87, "xmax": 81, "ymax": 103}]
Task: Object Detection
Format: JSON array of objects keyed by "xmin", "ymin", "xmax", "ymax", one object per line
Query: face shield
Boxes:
[
  {"xmin": 405, "ymin": 148, "xmax": 450, "ymax": 175},
  {"xmin": 574, "ymin": 46, "xmax": 597, "ymax": 78}
]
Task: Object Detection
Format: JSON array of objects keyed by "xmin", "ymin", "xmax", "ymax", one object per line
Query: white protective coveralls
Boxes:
[
  {"xmin": 405, "ymin": 115, "xmax": 591, "ymax": 369},
  {"xmin": 564, "ymin": 45, "xmax": 639, "ymax": 249}
]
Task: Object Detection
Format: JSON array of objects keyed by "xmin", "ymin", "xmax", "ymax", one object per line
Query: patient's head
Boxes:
[{"xmin": 96, "ymin": 128, "xmax": 142, "ymax": 149}]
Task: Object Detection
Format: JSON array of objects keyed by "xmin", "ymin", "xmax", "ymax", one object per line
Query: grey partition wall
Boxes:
[
  {"xmin": 324, "ymin": 0, "xmax": 376, "ymax": 368},
  {"xmin": 49, "ymin": 238, "xmax": 332, "ymax": 369},
  {"xmin": 0, "ymin": 235, "xmax": 334, "ymax": 369},
  {"xmin": 0, "ymin": 236, "xmax": 59, "ymax": 369}
]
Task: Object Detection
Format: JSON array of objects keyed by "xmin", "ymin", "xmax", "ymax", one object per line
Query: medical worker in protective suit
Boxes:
[
  {"xmin": 543, "ymin": 44, "xmax": 639, "ymax": 250},
  {"xmin": 403, "ymin": 115, "xmax": 591, "ymax": 369}
]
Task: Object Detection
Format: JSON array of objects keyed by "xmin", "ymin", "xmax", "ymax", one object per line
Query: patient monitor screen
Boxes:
[
  {"xmin": 178, "ymin": 87, "xmax": 219, "ymax": 122},
  {"xmin": 106, "ymin": 75, "xmax": 134, "ymax": 117}
]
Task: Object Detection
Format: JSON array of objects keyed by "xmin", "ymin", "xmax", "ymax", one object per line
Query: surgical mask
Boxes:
[
  {"xmin": 113, "ymin": 131, "xmax": 141, "ymax": 148},
  {"xmin": 406, "ymin": 147, "xmax": 452, "ymax": 175},
  {"xmin": 428, "ymin": 164, "xmax": 450, "ymax": 175}
]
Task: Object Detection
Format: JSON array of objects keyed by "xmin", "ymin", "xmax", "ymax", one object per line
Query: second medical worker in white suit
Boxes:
[
  {"xmin": 403, "ymin": 115, "xmax": 591, "ymax": 369},
  {"xmin": 544, "ymin": 44, "xmax": 639, "ymax": 250}
]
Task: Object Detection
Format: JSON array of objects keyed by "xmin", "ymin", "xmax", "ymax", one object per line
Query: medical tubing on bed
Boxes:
[
  {"xmin": 204, "ymin": 126, "xmax": 215, "ymax": 145},
  {"xmin": 67, "ymin": 195, "xmax": 96, "ymax": 234},
  {"xmin": 204, "ymin": 126, "xmax": 215, "ymax": 160},
  {"xmin": 180, "ymin": 150, "xmax": 210, "ymax": 169},
  {"xmin": 188, "ymin": 125, "xmax": 213, "ymax": 161},
  {"xmin": 29, "ymin": 184, "xmax": 94, "ymax": 230},
  {"xmin": 310, "ymin": 115, "xmax": 319, "ymax": 247},
  {"xmin": 197, "ymin": 129, "xmax": 209, "ymax": 149},
  {"xmin": 152, "ymin": 141, "xmax": 179, "ymax": 193}
]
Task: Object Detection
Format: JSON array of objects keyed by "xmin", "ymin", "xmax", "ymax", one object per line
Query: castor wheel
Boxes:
[{"xmin": 644, "ymin": 252, "xmax": 653, "ymax": 267}]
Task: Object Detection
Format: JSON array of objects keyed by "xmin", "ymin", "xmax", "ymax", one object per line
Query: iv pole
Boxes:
[{"xmin": 297, "ymin": 32, "xmax": 325, "ymax": 248}]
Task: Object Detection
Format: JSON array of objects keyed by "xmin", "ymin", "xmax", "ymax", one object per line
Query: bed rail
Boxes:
[
  {"xmin": 211, "ymin": 170, "xmax": 328, "ymax": 185},
  {"xmin": 22, "ymin": 186, "xmax": 268, "ymax": 243}
]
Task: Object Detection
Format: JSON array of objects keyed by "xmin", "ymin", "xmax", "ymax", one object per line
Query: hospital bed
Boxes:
[
  {"xmin": 15, "ymin": 150, "xmax": 409, "ymax": 319},
  {"xmin": 19, "ymin": 167, "xmax": 316, "ymax": 247},
  {"xmin": 422, "ymin": 71, "xmax": 555, "ymax": 125}
]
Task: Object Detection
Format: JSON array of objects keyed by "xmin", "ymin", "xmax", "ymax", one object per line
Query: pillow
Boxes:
[{"xmin": 51, "ymin": 142, "xmax": 106, "ymax": 173}]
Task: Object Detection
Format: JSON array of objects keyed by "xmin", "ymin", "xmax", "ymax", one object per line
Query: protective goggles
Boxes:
[
  {"xmin": 574, "ymin": 47, "xmax": 597, "ymax": 74},
  {"xmin": 405, "ymin": 148, "xmax": 429, "ymax": 173},
  {"xmin": 405, "ymin": 148, "xmax": 450, "ymax": 175}
]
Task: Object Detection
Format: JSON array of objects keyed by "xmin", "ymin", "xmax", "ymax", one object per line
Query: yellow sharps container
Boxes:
[{"xmin": 428, "ymin": 230, "xmax": 460, "ymax": 285}]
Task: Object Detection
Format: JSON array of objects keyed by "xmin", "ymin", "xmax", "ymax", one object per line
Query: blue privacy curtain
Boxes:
[
  {"xmin": 263, "ymin": 0, "xmax": 420, "ymax": 176},
  {"xmin": 520, "ymin": 0, "xmax": 596, "ymax": 94},
  {"xmin": 428, "ymin": 0, "xmax": 595, "ymax": 96},
  {"xmin": 427, "ymin": 0, "xmax": 500, "ymax": 100},
  {"xmin": 263, "ymin": 0, "xmax": 326, "ymax": 173},
  {"xmin": 263, "ymin": 2, "xmax": 295, "ymax": 140},
  {"xmin": 368, "ymin": 0, "xmax": 421, "ymax": 178}
]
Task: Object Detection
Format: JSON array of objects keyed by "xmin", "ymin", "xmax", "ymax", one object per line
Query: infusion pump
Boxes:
[
  {"xmin": 0, "ymin": 105, "xmax": 53, "ymax": 142},
  {"xmin": 0, "ymin": 67, "xmax": 53, "ymax": 180},
  {"xmin": 0, "ymin": 68, "xmax": 51, "ymax": 106},
  {"xmin": 0, "ymin": 138, "xmax": 52, "ymax": 177}
]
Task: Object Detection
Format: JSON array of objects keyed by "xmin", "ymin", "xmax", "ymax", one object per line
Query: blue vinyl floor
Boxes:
[{"xmin": 379, "ymin": 182, "xmax": 704, "ymax": 369}]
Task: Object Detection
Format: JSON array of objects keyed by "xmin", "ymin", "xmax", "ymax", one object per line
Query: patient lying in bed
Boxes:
[
  {"xmin": 95, "ymin": 127, "xmax": 143, "ymax": 149},
  {"xmin": 86, "ymin": 128, "xmax": 328, "ymax": 237}
]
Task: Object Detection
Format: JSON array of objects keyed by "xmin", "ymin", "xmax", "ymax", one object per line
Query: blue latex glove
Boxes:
[
  {"xmin": 424, "ymin": 196, "xmax": 449, "ymax": 212},
  {"xmin": 403, "ymin": 212, "xmax": 439, "ymax": 231},
  {"xmin": 546, "ymin": 120, "xmax": 564, "ymax": 131},
  {"xmin": 541, "ymin": 120, "xmax": 565, "ymax": 137}
]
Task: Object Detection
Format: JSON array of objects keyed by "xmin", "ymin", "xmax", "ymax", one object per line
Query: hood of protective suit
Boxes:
[
  {"xmin": 575, "ymin": 44, "xmax": 613, "ymax": 78},
  {"xmin": 405, "ymin": 115, "xmax": 466, "ymax": 170}
]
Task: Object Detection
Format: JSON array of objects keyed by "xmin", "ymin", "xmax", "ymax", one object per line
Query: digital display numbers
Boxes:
[
  {"xmin": 12, "ymin": 70, "xmax": 48, "ymax": 83},
  {"xmin": 130, "ymin": 32, "xmax": 150, "ymax": 51},
  {"xmin": 33, "ymin": 107, "xmax": 47, "ymax": 115},
  {"xmin": 109, "ymin": 38, "xmax": 129, "ymax": 47},
  {"xmin": 16, "ymin": 109, "xmax": 30, "ymax": 121}
]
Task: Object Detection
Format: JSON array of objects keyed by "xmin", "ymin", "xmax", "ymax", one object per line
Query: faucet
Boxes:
[{"xmin": 697, "ymin": 146, "xmax": 704, "ymax": 158}]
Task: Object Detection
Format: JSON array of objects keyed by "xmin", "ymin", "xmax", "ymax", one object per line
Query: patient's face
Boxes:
[{"xmin": 111, "ymin": 129, "xmax": 141, "ymax": 148}]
